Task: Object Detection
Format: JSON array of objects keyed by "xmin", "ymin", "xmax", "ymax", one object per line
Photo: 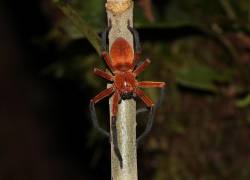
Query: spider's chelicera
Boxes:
[{"xmin": 89, "ymin": 20, "xmax": 166, "ymax": 168}]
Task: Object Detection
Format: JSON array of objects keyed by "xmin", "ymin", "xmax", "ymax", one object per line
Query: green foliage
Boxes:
[
  {"xmin": 176, "ymin": 65, "xmax": 232, "ymax": 92},
  {"xmin": 236, "ymin": 94, "xmax": 250, "ymax": 108}
]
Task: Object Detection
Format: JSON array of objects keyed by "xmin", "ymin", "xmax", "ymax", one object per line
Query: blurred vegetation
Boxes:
[{"xmin": 38, "ymin": 0, "xmax": 250, "ymax": 179}]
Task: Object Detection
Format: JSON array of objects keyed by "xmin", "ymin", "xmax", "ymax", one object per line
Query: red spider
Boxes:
[{"xmin": 90, "ymin": 21, "xmax": 165, "ymax": 168}]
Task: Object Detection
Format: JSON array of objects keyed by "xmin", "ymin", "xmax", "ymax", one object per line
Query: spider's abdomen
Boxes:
[{"xmin": 110, "ymin": 37, "xmax": 134, "ymax": 71}]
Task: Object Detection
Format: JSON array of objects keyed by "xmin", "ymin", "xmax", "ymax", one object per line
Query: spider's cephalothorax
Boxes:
[{"xmin": 90, "ymin": 21, "xmax": 166, "ymax": 168}]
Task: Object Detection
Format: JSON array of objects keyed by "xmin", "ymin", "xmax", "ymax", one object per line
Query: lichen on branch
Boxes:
[{"xmin": 106, "ymin": 0, "xmax": 132, "ymax": 15}]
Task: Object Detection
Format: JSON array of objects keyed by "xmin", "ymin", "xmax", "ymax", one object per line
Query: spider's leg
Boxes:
[
  {"xmin": 127, "ymin": 20, "xmax": 141, "ymax": 59},
  {"xmin": 101, "ymin": 20, "xmax": 112, "ymax": 52},
  {"xmin": 133, "ymin": 59, "xmax": 151, "ymax": 77},
  {"xmin": 135, "ymin": 87, "xmax": 166, "ymax": 147},
  {"xmin": 94, "ymin": 68, "xmax": 114, "ymax": 81},
  {"xmin": 102, "ymin": 52, "xmax": 114, "ymax": 73},
  {"xmin": 138, "ymin": 81, "xmax": 166, "ymax": 109},
  {"xmin": 134, "ymin": 88, "xmax": 153, "ymax": 146},
  {"xmin": 136, "ymin": 107, "xmax": 148, "ymax": 115},
  {"xmin": 111, "ymin": 92, "xmax": 123, "ymax": 168},
  {"xmin": 91, "ymin": 86, "xmax": 114, "ymax": 104},
  {"xmin": 136, "ymin": 107, "xmax": 154, "ymax": 147},
  {"xmin": 138, "ymin": 81, "xmax": 166, "ymax": 88},
  {"xmin": 101, "ymin": 21, "xmax": 114, "ymax": 73},
  {"xmin": 136, "ymin": 85, "xmax": 165, "ymax": 115},
  {"xmin": 89, "ymin": 86, "xmax": 114, "ymax": 138},
  {"xmin": 89, "ymin": 102, "xmax": 109, "ymax": 138},
  {"xmin": 135, "ymin": 88, "xmax": 154, "ymax": 107}
]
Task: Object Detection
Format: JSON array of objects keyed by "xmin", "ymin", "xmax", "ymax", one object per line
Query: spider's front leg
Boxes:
[{"xmin": 111, "ymin": 91, "xmax": 123, "ymax": 168}]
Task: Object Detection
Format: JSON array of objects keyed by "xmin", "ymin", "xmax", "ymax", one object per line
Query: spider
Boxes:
[{"xmin": 90, "ymin": 20, "xmax": 166, "ymax": 168}]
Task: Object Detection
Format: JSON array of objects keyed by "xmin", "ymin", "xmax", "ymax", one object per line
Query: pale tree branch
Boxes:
[{"xmin": 105, "ymin": 0, "xmax": 138, "ymax": 180}]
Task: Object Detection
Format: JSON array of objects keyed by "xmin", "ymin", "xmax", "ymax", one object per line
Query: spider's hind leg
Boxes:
[
  {"xmin": 127, "ymin": 20, "xmax": 141, "ymax": 61},
  {"xmin": 101, "ymin": 20, "xmax": 115, "ymax": 73},
  {"xmin": 101, "ymin": 19, "xmax": 112, "ymax": 52}
]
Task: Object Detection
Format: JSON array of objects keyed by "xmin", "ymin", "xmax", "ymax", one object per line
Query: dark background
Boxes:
[{"xmin": 0, "ymin": 0, "xmax": 250, "ymax": 179}]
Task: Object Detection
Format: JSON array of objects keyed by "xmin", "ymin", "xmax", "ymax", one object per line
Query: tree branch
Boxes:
[{"xmin": 106, "ymin": 0, "xmax": 138, "ymax": 179}]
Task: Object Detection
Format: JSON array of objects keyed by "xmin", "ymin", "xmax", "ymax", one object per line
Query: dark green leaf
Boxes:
[
  {"xmin": 57, "ymin": 3, "xmax": 101, "ymax": 54},
  {"xmin": 176, "ymin": 65, "xmax": 232, "ymax": 92},
  {"xmin": 236, "ymin": 94, "xmax": 250, "ymax": 108}
]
